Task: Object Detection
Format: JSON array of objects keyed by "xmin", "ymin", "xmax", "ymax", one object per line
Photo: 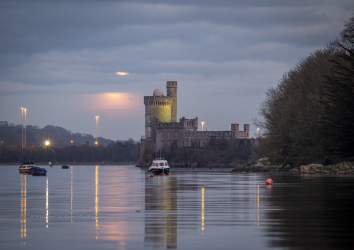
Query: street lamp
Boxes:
[
  {"xmin": 24, "ymin": 108, "xmax": 27, "ymax": 147},
  {"xmin": 45, "ymin": 140, "xmax": 50, "ymax": 146},
  {"xmin": 71, "ymin": 140, "xmax": 73, "ymax": 145},
  {"xmin": 21, "ymin": 107, "xmax": 24, "ymax": 150},
  {"xmin": 95, "ymin": 116, "xmax": 99, "ymax": 145},
  {"xmin": 201, "ymin": 122, "xmax": 205, "ymax": 131}
]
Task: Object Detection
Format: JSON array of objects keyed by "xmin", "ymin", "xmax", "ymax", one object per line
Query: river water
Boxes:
[{"xmin": 1, "ymin": 165, "xmax": 354, "ymax": 249}]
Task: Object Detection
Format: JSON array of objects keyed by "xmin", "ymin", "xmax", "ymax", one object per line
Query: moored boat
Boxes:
[
  {"xmin": 148, "ymin": 158, "xmax": 170, "ymax": 175},
  {"xmin": 19, "ymin": 162, "xmax": 36, "ymax": 173},
  {"xmin": 32, "ymin": 168, "xmax": 47, "ymax": 176},
  {"xmin": 28, "ymin": 167, "xmax": 40, "ymax": 175},
  {"xmin": 62, "ymin": 165, "xmax": 69, "ymax": 169}
]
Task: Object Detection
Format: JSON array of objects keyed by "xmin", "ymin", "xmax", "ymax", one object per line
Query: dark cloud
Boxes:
[{"xmin": 0, "ymin": 0, "xmax": 352, "ymax": 139}]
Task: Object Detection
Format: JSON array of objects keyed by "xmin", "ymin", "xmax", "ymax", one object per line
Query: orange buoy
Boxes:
[
  {"xmin": 266, "ymin": 178, "xmax": 273, "ymax": 185},
  {"xmin": 149, "ymin": 174, "xmax": 153, "ymax": 177},
  {"xmin": 161, "ymin": 173, "xmax": 164, "ymax": 176}
]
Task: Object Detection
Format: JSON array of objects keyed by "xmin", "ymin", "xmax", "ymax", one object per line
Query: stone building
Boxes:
[{"xmin": 140, "ymin": 81, "xmax": 251, "ymax": 160}]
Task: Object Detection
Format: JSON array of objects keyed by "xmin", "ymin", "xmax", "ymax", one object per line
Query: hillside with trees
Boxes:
[
  {"xmin": 255, "ymin": 14, "xmax": 354, "ymax": 166},
  {"xmin": 0, "ymin": 122, "xmax": 141, "ymax": 164},
  {"xmin": 0, "ymin": 121, "xmax": 114, "ymax": 147}
]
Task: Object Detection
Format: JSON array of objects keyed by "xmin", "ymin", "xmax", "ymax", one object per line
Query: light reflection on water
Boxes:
[{"xmin": 1, "ymin": 166, "xmax": 354, "ymax": 249}]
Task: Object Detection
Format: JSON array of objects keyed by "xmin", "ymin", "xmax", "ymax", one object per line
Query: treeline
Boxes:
[
  {"xmin": 255, "ymin": 15, "xmax": 354, "ymax": 166},
  {"xmin": 0, "ymin": 139, "xmax": 140, "ymax": 163},
  {"xmin": 0, "ymin": 121, "xmax": 114, "ymax": 147},
  {"xmin": 141, "ymin": 138, "xmax": 257, "ymax": 167}
]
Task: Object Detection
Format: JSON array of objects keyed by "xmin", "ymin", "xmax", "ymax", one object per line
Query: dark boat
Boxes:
[
  {"xmin": 32, "ymin": 168, "xmax": 47, "ymax": 176},
  {"xmin": 28, "ymin": 167, "xmax": 40, "ymax": 174},
  {"xmin": 62, "ymin": 165, "xmax": 69, "ymax": 169}
]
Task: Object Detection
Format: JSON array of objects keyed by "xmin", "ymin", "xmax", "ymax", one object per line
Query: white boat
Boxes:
[
  {"xmin": 19, "ymin": 161, "xmax": 36, "ymax": 173},
  {"xmin": 148, "ymin": 158, "xmax": 170, "ymax": 175}
]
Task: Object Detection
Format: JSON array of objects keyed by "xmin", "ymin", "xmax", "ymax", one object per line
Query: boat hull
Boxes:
[
  {"xmin": 148, "ymin": 168, "xmax": 170, "ymax": 175},
  {"xmin": 32, "ymin": 168, "xmax": 47, "ymax": 176}
]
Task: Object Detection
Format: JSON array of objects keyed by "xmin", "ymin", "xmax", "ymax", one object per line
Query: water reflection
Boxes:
[
  {"xmin": 95, "ymin": 165, "xmax": 99, "ymax": 239},
  {"xmin": 20, "ymin": 174, "xmax": 27, "ymax": 245},
  {"xmin": 46, "ymin": 177, "xmax": 48, "ymax": 228},
  {"xmin": 264, "ymin": 175, "xmax": 354, "ymax": 249},
  {"xmin": 144, "ymin": 176, "xmax": 177, "ymax": 249},
  {"xmin": 201, "ymin": 187, "xmax": 205, "ymax": 232},
  {"xmin": 71, "ymin": 166, "xmax": 73, "ymax": 223}
]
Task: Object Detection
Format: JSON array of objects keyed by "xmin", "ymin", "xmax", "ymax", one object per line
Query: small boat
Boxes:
[
  {"xmin": 62, "ymin": 165, "xmax": 69, "ymax": 169},
  {"xmin": 19, "ymin": 161, "xmax": 36, "ymax": 173},
  {"xmin": 32, "ymin": 168, "xmax": 47, "ymax": 176},
  {"xmin": 28, "ymin": 167, "xmax": 40, "ymax": 174},
  {"xmin": 101, "ymin": 161, "xmax": 106, "ymax": 166},
  {"xmin": 148, "ymin": 158, "xmax": 170, "ymax": 175}
]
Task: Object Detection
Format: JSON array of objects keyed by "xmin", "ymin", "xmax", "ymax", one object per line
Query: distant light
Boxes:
[
  {"xmin": 116, "ymin": 72, "xmax": 129, "ymax": 76},
  {"xmin": 95, "ymin": 141, "xmax": 98, "ymax": 145},
  {"xmin": 45, "ymin": 141, "xmax": 50, "ymax": 146}
]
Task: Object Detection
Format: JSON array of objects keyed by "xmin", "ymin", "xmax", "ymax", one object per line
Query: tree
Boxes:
[{"xmin": 320, "ymin": 41, "xmax": 354, "ymax": 160}]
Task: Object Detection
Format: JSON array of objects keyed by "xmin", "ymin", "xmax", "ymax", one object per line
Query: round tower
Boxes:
[
  {"xmin": 144, "ymin": 89, "xmax": 173, "ymax": 139},
  {"xmin": 166, "ymin": 81, "xmax": 177, "ymax": 122}
]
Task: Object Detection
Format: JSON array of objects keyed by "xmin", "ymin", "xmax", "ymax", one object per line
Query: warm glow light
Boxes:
[
  {"xmin": 46, "ymin": 178, "xmax": 49, "ymax": 228},
  {"xmin": 115, "ymin": 72, "xmax": 129, "ymax": 76},
  {"xmin": 20, "ymin": 174, "xmax": 27, "ymax": 244},
  {"xmin": 95, "ymin": 165, "xmax": 99, "ymax": 239},
  {"xmin": 201, "ymin": 122, "xmax": 205, "ymax": 131},
  {"xmin": 201, "ymin": 187, "xmax": 205, "ymax": 232},
  {"xmin": 71, "ymin": 166, "xmax": 73, "ymax": 223},
  {"xmin": 45, "ymin": 141, "xmax": 50, "ymax": 146},
  {"xmin": 95, "ymin": 141, "xmax": 98, "ymax": 145},
  {"xmin": 71, "ymin": 140, "xmax": 73, "ymax": 143}
]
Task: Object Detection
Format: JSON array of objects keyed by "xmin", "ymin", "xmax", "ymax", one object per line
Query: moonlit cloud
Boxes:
[{"xmin": 115, "ymin": 72, "xmax": 129, "ymax": 76}]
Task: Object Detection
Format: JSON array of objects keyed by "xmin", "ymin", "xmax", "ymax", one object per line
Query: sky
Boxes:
[{"xmin": 0, "ymin": 0, "xmax": 353, "ymax": 141}]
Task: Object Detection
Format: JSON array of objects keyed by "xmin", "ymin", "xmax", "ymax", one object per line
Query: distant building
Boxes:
[{"xmin": 140, "ymin": 81, "xmax": 251, "ymax": 160}]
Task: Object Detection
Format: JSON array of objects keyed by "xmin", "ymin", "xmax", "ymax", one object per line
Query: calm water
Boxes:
[{"xmin": 1, "ymin": 165, "xmax": 354, "ymax": 250}]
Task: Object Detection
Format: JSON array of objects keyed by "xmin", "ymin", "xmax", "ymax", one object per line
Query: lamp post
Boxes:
[
  {"xmin": 201, "ymin": 122, "xmax": 205, "ymax": 131},
  {"xmin": 24, "ymin": 108, "xmax": 27, "ymax": 147},
  {"xmin": 95, "ymin": 116, "xmax": 99, "ymax": 145},
  {"xmin": 21, "ymin": 107, "xmax": 24, "ymax": 150}
]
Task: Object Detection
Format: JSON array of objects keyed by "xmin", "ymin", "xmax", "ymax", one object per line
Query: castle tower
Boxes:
[
  {"xmin": 144, "ymin": 89, "xmax": 173, "ymax": 140},
  {"xmin": 166, "ymin": 81, "xmax": 177, "ymax": 122},
  {"xmin": 231, "ymin": 123, "xmax": 239, "ymax": 138},
  {"xmin": 244, "ymin": 124, "xmax": 250, "ymax": 138}
]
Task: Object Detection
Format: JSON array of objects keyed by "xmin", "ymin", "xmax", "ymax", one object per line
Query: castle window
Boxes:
[
  {"xmin": 161, "ymin": 141, "xmax": 164, "ymax": 147},
  {"xmin": 168, "ymin": 132, "xmax": 170, "ymax": 138},
  {"xmin": 161, "ymin": 132, "xmax": 164, "ymax": 138},
  {"xmin": 147, "ymin": 127, "xmax": 151, "ymax": 138}
]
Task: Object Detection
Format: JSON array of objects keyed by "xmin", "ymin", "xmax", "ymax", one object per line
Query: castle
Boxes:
[{"xmin": 140, "ymin": 81, "xmax": 251, "ymax": 160}]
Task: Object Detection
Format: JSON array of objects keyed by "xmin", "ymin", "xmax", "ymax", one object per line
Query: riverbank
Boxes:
[
  {"xmin": 0, "ymin": 161, "xmax": 138, "ymax": 166},
  {"xmin": 231, "ymin": 158, "xmax": 354, "ymax": 174}
]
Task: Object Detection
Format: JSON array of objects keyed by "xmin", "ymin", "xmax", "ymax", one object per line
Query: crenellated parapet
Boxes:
[{"xmin": 144, "ymin": 96, "xmax": 173, "ymax": 106}]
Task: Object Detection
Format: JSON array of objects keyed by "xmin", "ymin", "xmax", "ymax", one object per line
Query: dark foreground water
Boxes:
[{"xmin": 1, "ymin": 165, "xmax": 354, "ymax": 250}]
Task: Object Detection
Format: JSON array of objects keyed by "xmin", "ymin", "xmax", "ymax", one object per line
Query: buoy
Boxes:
[
  {"xmin": 161, "ymin": 173, "xmax": 164, "ymax": 176},
  {"xmin": 149, "ymin": 174, "xmax": 153, "ymax": 177},
  {"xmin": 266, "ymin": 178, "xmax": 273, "ymax": 185}
]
